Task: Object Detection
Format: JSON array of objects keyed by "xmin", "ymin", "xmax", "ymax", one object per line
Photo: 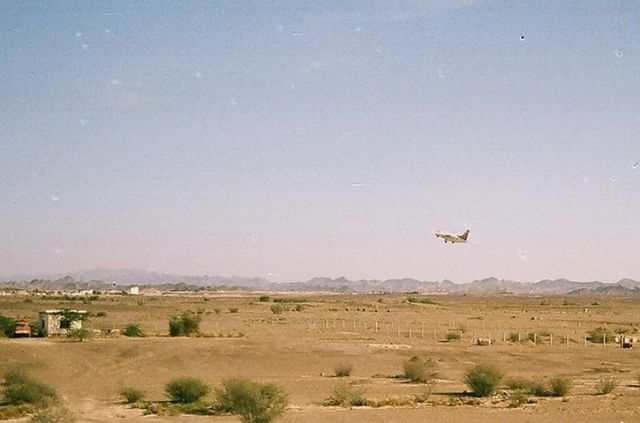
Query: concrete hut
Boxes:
[{"xmin": 38, "ymin": 310, "xmax": 87, "ymax": 337}]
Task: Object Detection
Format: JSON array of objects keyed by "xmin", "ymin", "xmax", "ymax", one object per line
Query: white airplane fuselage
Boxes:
[{"xmin": 435, "ymin": 229, "xmax": 470, "ymax": 244}]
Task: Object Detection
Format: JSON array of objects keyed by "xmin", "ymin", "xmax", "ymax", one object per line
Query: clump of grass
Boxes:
[
  {"xmin": 508, "ymin": 390, "xmax": 529, "ymax": 408},
  {"xmin": 464, "ymin": 363, "xmax": 504, "ymax": 397},
  {"xmin": 165, "ymin": 377, "xmax": 209, "ymax": 403},
  {"xmin": 595, "ymin": 377, "xmax": 617, "ymax": 395},
  {"xmin": 67, "ymin": 328, "xmax": 91, "ymax": 342},
  {"xmin": 403, "ymin": 356, "xmax": 437, "ymax": 384},
  {"xmin": 169, "ymin": 312, "xmax": 201, "ymax": 336},
  {"xmin": 505, "ymin": 377, "xmax": 532, "ymax": 391},
  {"xmin": 123, "ymin": 323, "xmax": 144, "ymax": 337},
  {"xmin": 446, "ymin": 331, "xmax": 461, "ymax": 341},
  {"xmin": 270, "ymin": 305, "xmax": 284, "ymax": 315},
  {"xmin": 549, "ymin": 377, "xmax": 572, "ymax": 397},
  {"xmin": 120, "ymin": 387, "xmax": 145, "ymax": 404},
  {"xmin": 215, "ymin": 378, "xmax": 288, "ymax": 422},
  {"xmin": 143, "ymin": 401, "xmax": 212, "ymax": 416},
  {"xmin": 323, "ymin": 382, "xmax": 368, "ymax": 407},
  {"xmin": 587, "ymin": 327, "xmax": 616, "ymax": 344},
  {"xmin": 508, "ymin": 332, "xmax": 520, "ymax": 343},
  {"xmin": 334, "ymin": 363, "xmax": 353, "ymax": 377},
  {"xmin": 2, "ymin": 369, "xmax": 58, "ymax": 407},
  {"xmin": 258, "ymin": 295, "xmax": 271, "ymax": 302}
]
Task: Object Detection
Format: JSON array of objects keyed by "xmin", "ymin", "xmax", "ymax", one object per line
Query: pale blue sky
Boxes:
[{"xmin": 1, "ymin": 1, "xmax": 639, "ymax": 282}]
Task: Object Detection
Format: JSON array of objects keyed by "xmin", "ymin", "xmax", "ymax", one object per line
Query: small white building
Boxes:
[
  {"xmin": 39, "ymin": 310, "xmax": 87, "ymax": 336},
  {"xmin": 129, "ymin": 286, "xmax": 140, "ymax": 295}
]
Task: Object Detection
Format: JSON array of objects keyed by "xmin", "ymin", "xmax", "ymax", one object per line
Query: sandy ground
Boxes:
[{"xmin": 1, "ymin": 292, "xmax": 639, "ymax": 422}]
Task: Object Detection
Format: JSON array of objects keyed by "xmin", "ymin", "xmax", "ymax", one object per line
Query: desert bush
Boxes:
[
  {"xmin": 169, "ymin": 312, "xmax": 201, "ymax": 336},
  {"xmin": 30, "ymin": 405, "xmax": 75, "ymax": 423},
  {"xmin": 322, "ymin": 382, "xmax": 367, "ymax": 407},
  {"xmin": 505, "ymin": 377, "xmax": 532, "ymax": 391},
  {"xmin": 123, "ymin": 323, "xmax": 144, "ymax": 337},
  {"xmin": 2, "ymin": 370, "xmax": 58, "ymax": 407},
  {"xmin": 550, "ymin": 377, "xmax": 572, "ymax": 397},
  {"xmin": 508, "ymin": 332, "xmax": 520, "ymax": 342},
  {"xmin": 67, "ymin": 328, "xmax": 91, "ymax": 342},
  {"xmin": 595, "ymin": 377, "xmax": 617, "ymax": 395},
  {"xmin": 0, "ymin": 315, "xmax": 18, "ymax": 337},
  {"xmin": 334, "ymin": 363, "xmax": 353, "ymax": 377},
  {"xmin": 446, "ymin": 331, "xmax": 461, "ymax": 341},
  {"xmin": 406, "ymin": 297, "xmax": 436, "ymax": 305},
  {"xmin": 403, "ymin": 356, "xmax": 437, "ymax": 384},
  {"xmin": 120, "ymin": 387, "xmax": 145, "ymax": 404},
  {"xmin": 508, "ymin": 390, "xmax": 529, "ymax": 408},
  {"xmin": 464, "ymin": 363, "xmax": 504, "ymax": 397},
  {"xmin": 165, "ymin": 377, "xmax": 209, "ymax": 403},
  {"xmin": 270, "ymin": 305, "xmax": 284, "ymax": 315},
  {"xmin": 258, "ymin": 295, "xmax": 271, "ymax": 302},
  {"xmin": 587, "ymin": 327, "xmax": 616, "ymax": 344},
  {"xmin": 215, "ymin": 378, "xmax": 288, "ymax": 423},
  {"xmin": 528, "ymin": 381, "xmax": 547, "ymax": 397},
  {"xmin": 228, "ymin": 307, "xmax": 239, "ymax": 313}
]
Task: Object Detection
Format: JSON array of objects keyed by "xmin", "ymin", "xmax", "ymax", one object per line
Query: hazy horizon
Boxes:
[{"xmin": 2, "ymin": 1, "xmax": 639, "ymax": 283}]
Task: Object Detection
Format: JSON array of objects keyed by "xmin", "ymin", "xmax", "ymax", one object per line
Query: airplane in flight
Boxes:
[{"xmin": 435, "ymin": 229, "xmax": 470, "ymax": 244}]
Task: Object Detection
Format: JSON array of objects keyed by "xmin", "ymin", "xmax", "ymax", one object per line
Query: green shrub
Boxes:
[
  {"xmin": 528, "ymin": 382, "xmax": 547, "ymax": 397},
  {"xmin": 169, "ymin": 312, "xmax": 201, "ymax": 336},
  {"xmin": 123, "ymin": 323, "xmax": 144, "ymax": 337},
  {"xmin": 2, "ymin": 370, "xmax": 58, "ymax": 407},
  {"xmin": 258, "ymin": 295, "xmax": 271, "ymax": 302},
  {"xmin": 595, "ymin": 377, "xmax": 617, "ymax": 395},
  {"xmin": 67, "ymin": 328, "xmax": 91, "ymax": 342},
  {"xmin": 270, "ymin": 305, "xmax": 284, "ymax": 315},
  {"xmin": 508, "ymin": 390, "xmax": 529, "ymax": 408},
  {"xmin": 403, "ymin": 356, "xmax": 437, "ymax": 384},
  {"xmin": 464, "ymin": 363, "xmax": 504, "ymax": 397},
  {"xmin": 120, "ymin": 387, "xmax": 145, "ymax": 404},
  {"xmin": 0, "ymin": 315, "xmax": 18, "ymax": 337},
  {"xmin": 334, "ymin": 363, "xmax": 352, "ymax": 377},
  {"xmin": 587, "ymin": 327, "xmax": 616, "ymax": 344},
  {"xmin": 165, "ymin": 377, "xmax": 209, "ymax": 403},
  {"xmin": 505, "ymin": 377, "xmax": 532, "ymax": 391},
  {"xmin": 508, "ymin": 332, "xmax": 520, "ymax": 342},
  {"xmin": 215, "ymin": 378, "xmax": 288, "ymax": 422},
  {"xmin": 322, "ymin": 382, "xmax": 367, "ymax": 407},
  {"xmin": 549, "ymin": 377, "xmax": 572, "ymax": 397},
  {"xmin": 446, "ymin": 331, "xmax": 461, "ymax": 341}
]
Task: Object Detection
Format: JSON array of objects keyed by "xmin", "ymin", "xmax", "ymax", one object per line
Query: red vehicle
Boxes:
[{"xmin": 14, "ymin": 322, "xmax": 32, "ymax": 337}]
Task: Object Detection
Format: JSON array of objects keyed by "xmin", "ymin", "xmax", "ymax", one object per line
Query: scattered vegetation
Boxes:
[
  {"xmin": 549, "ymin": 376, "xmax": 573, "ymax": 397},
  {"xmin": 215, "ymin": 378, "xmax": 288, "ymax": 423},
  {"xmin": 508, "ymin": 332, "xmax": 520, "ymax": 342},
  {"xmin": 595, "ymin": 377, "xmax": 617, "ymax": 395},
  {"xmin": 508, "ymin": 390, "xmax": 529, "ymax": 408},
  {"xmin": 464, "ymin": 363, "xmax": 504, "ymax": 397},
  {"xmin": 446, "ymin": 331, "xmax": 461, "ymax": 341},
  {"xmin": 169, "ymin": 312, "xmax": 201, "ymax": 336},
  {"xmin": 67, "ymin": 328, "xmax": 91, "ymax": 342},
  {"xmin": 165, "ymin": 377, "xmax": 210, "ymax": 403},
  {"xmin": 406, "ymin": 297, "xmax": 436, "ymax": 305},
  {"xmin": 258, "ymin": 295, "xmax": 271, "ymax": 302},
  {"xmin": 403, "ymin": 356, "xmax": 437, "ymax": 384},
  {"xmin": 323, "ymin": 382, "xmax": 367, "ymax": 407},
  {"xmin": 270, "ymin": 305, "xmax": 284, "ymax": 315},
  {"xmin": 334, "ymin": 363, "xmax": 353, "ymax": 377},
  {"xmin": 587, "ymin": 327, "xmax": 616, "ymax": 344},
  {"xmin": 0, "ymin": 315, "xmax": 18, "ymax": 337},
  {"xmin": 123, "ymin": 323, "xmax": 144, "ymax": 337},
  {"xmin": 120, "ymin": 387, "xmax": 145, "ymax": 404},
  {"xmin": 1, "ymin": 370, "xmax": 58, "ymax": 407}
]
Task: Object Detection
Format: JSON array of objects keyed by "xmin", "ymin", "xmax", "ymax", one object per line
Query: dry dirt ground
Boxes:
[{"xmin": 1, "ymin": 291, "xmax": 639, "ymax": 422}]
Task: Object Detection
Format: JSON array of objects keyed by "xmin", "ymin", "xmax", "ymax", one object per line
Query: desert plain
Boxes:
[{"xmin": 1, "ymin": 291, "xmax": 639, "ymax": 422}]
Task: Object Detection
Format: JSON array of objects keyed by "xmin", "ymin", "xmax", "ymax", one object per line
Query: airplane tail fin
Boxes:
[{"xmin": 459, "ymin": 229, "xmax": 470, "ymax": 240}]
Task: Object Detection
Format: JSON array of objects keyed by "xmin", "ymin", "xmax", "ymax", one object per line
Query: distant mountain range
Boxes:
[{"xmin": 1, "ymin": 269, "xmax": 639, "ymax": 295}]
